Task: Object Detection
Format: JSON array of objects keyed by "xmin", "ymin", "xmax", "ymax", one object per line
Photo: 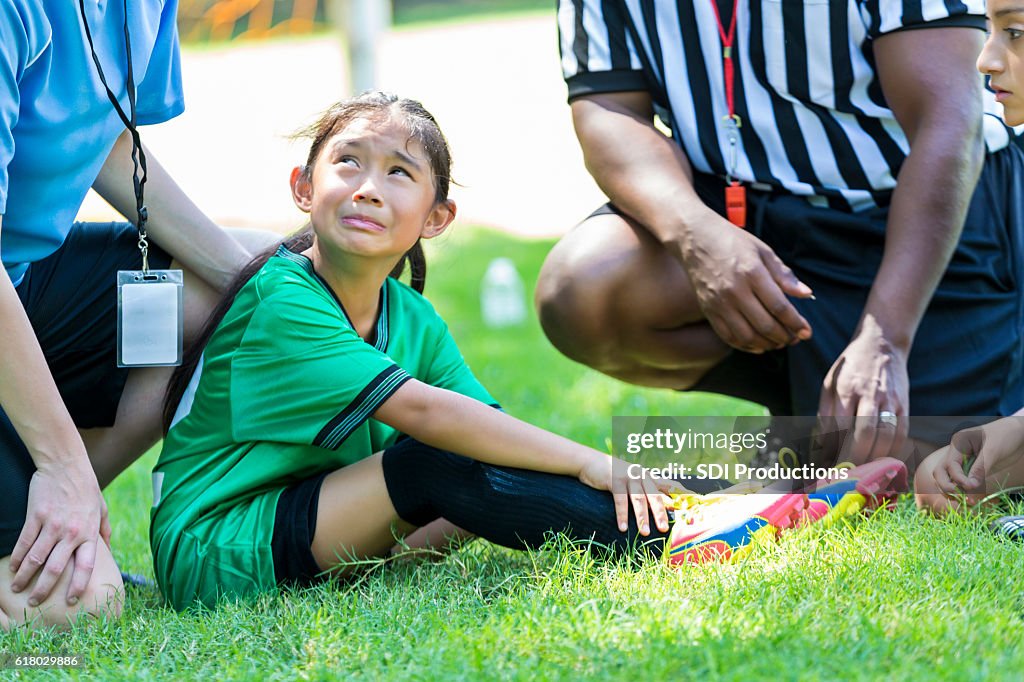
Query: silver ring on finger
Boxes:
[{"xmin": 878, "ymin": 410, "xmax": 898, "ymax": 429}]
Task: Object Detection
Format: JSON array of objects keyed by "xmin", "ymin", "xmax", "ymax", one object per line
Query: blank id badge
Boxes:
[{"xmin": 117, "ymin": 270, "xmax": 184, "ymax": 367}]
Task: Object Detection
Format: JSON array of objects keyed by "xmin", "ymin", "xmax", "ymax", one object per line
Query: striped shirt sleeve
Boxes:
[
  {"xmin": 866, "ymin": 0, "xmax": 985, "ymax": 38},
  {"xmin": 558, "ymin": 0, "xmax": 647, "ymax": 101}
]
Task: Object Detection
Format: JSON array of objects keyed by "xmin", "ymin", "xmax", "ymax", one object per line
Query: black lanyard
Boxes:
[{"xmin": 77, "ymin": 0, "xmax": 151, "ymax": 270}]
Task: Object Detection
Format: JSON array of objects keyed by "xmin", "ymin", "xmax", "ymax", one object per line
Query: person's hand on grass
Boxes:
[
  {"xmin": 8, "ymin": 461, "xmax": 110, "ymax": 607},
  {"xmin": 932, "ymin": 417, "xmax": 1024, "ymax": 504},
  {"xmin": 576, "ymin": 453, "xmax": 676, "ymax": 536},
  {"xmin": 818, "ymin": 321, "xmax": 909, "ymax": 463},
  {"xmin": 678, "ymin": 213, "xmax": 814, "ymax": 353}
]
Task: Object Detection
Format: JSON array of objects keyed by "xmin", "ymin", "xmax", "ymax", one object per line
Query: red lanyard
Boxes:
[{"xmin": 710, "ymin": 0, "xmax": 746, "ymax": 228}]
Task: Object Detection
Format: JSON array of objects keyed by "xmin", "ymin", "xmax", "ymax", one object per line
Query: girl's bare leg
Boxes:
[
  {"xmin": 310, "ymin": 452, "xmax": 418, "ymax": 574},
  {"xmin": 390, "ymin": 519, "xmax": 473, "ymax": 559}
]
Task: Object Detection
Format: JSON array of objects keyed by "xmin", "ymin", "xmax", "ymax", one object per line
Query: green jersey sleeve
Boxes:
[
  {"xmin": 229, "ymin": 283, "xmax": 411, "ymax": 450},
  {"xmin": 425, "ymin": 319, "xmax": 499, "ymax": 409}
]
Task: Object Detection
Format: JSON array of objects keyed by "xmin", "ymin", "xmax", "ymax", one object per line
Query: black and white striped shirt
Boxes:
[{"xmin": 558, "ymin": 0, "xmax": 1002, "ymax": 212}]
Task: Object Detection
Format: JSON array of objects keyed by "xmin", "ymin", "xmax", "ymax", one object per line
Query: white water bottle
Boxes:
[{"xmin": 480, "ymin": 257, "xmax": 527, "ymax": 328}]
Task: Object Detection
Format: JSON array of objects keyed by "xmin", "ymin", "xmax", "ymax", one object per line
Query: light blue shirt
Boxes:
[{"xmin": 0, "ymin": 0, "xmax": 184, "ymax": 286}]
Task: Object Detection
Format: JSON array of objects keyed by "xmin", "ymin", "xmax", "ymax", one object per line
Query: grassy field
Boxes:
[{"xmin": 4, "ymin": 229, "xmax": 1024, "ymax": 680}]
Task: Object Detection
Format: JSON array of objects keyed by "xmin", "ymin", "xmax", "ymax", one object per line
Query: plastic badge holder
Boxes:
[{"xmin": 117, "ymin": 269, "xmax": 184, "ymax": 367}]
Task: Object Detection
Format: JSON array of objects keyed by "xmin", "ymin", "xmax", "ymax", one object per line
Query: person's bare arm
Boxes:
[
  {"xmin": 92, "ymin": 130, "xmax": 252, "ymax": 292},
  {"xmin": 872, "ymin": 26, "xmax": 985, "ymax": 354},
  {"xmin": 0, "ymin": 216, "xmax": 111, "ymax": 607},
  {"xmin": 373, "ymin": 379, "xmax": 670, "ymax": 534},
  {"xmin": 819, "ymin": 27, "xmax": 985, "ymax": 459},
  {"xmin": 571, "ymin": 92, "xmax": 710, "ymax": 245},
  {"xmin": 571, "ymin": 92, "xmax": 813, "ymax": 352}
]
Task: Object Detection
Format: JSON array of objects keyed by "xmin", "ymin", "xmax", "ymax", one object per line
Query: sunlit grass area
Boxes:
[{"xmin": 6, "ymin": 229, "xmax": 1024, "ymax": 680}]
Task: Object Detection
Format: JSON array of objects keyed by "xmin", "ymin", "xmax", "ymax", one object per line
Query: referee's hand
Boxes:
[
  {"xmin": 8, "ymin": 462, "xmax": 111, "ymax": 607},
  {"xmin": 680, "ymin": 214, "xmax": 814, "ymax": 353},
  {"xmin": 817, "ymin": 325, "xmax": 909, "ymax": 462}
]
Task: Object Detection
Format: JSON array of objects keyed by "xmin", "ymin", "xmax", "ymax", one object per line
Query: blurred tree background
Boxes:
[{"xmin": 176, "ymin": 0, "xmax": 550, "ymax": 42}]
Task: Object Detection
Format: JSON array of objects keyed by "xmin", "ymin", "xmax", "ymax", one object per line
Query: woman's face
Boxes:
[{"xmin": 979, "ymin": 0, "xmax": 1024, "ymax": 126}]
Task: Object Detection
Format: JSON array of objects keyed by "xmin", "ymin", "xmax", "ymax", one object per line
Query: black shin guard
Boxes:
[{"xmin": 381, "ymin": 438, "xmax": 667, "ymax": 559}]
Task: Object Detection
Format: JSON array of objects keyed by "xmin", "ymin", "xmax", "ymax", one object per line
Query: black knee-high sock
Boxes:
[{"xmin": 381, "ymin": 438, "xmax": 669, "ymax": 559}]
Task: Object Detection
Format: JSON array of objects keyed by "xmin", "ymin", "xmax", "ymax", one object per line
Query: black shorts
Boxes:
[
  {"xmin": 270, "ymin": 439, "xmax": 446, "ymax": 585},
  {"xmin": 271, "ymin": 471, "xmax": 329, "ymax": 585},
  {"xmin": 0, "ymin": 222, "xmax": 172, "ymax": 557},
  {"xmin": 591, "ymin": 144, "xmax": 1024, "ymax": 419}
]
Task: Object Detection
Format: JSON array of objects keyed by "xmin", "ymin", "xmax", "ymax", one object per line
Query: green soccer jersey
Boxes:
[{"xmin": 150, "ymin": 246, "xmax": 497, "ymax": 610}]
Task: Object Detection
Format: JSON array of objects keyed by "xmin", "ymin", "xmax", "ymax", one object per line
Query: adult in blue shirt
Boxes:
[{"xmin": 0, "ymin": 1, "xmax": 274, "ymax": 629}]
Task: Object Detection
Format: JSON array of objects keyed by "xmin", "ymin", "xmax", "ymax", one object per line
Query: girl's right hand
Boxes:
[{"xmin": 577, "ymin": 453, "xmax": 676, "ymax": 536}]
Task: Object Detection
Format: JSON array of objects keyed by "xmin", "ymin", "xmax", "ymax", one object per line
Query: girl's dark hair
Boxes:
[{"xmin": 161, "ymin": 91, "xmax": 453, "ymax": 432}]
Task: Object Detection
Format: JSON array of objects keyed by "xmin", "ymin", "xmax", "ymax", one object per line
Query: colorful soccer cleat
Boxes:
[
  {"xmin": 797, "ymin": 457, "xmax": 908, "ymax": 528},
  {"xmin": 665, "ymin": 490, "xmax": 807, "ymax": 565}
]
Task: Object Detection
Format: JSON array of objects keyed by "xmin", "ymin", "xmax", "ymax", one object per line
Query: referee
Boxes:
[{"xmin": 536, "ymin": 0, "xmax": 1023, "ymax": 460}]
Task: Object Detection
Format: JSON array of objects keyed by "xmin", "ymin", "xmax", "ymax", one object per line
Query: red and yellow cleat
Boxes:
[
  {"xmin": 665, "ymin": 489, "xmax": 807, "ymax": 565},
  {"xmin": 798, "ymin": 457, "xmax": 907, "ymax": 528}
]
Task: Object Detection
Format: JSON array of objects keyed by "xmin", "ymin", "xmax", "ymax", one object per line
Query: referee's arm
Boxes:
[
  {"xmin": 568, "ymin": 91, "xmax": 813, "ymax": 351},
  {"xmin": 867, "ymin": 27, "xmax": 985, "ymax": 355},
  {"xmin": 568, "ymin": 91, "xmax": 716, "ymax": 249}
]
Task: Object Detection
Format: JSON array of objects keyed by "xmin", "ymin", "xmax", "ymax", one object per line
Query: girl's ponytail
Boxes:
[{"xmin": 389, "ymin": 239, "xmax": 427, "ymax": 293}]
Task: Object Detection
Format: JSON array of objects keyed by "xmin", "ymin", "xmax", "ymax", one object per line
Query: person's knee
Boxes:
[
  {"xmin": 0, "ymin": 544, "xmax": 124, "ymax": 631},
  {"xmin": 536, "ymin": 214, "xmax": 706, "ymax": 378},
  {"xmin": 39, "ymin": 573, "xmax": 123, "ymax": 631},
  {"xmin": 386, "ymin": 439, "xmax": 476, "ymax": 478},
  {"xmin": 536, "ymin": 250, "xmax": 615, "ymax": 366},
  {"xmin": 536, "ymin": 221, "xmax": 651, "ymax": 368}
]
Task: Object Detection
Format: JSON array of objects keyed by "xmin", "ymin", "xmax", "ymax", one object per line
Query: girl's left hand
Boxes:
[
  {"xmin": 934, "ymin": 417, "xmax": 1024, "ymax": 501},
  {"xmin": 577, "ymin": 453, "xmax": 675, "ymax": 536}
]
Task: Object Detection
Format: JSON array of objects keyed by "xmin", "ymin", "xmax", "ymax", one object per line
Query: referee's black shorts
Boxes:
[
  {"xmin": 0, "ymin": 222, "xmax": 172, "ymax": 557},
  {"xmin": 595, "ymin": 144, "xmax": 1024, "ymax": 422}
]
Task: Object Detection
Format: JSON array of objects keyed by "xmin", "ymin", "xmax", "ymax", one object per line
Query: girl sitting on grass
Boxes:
[{"xmin": 149, "ymin": 92, "xmax": 685, "ymax": 610}]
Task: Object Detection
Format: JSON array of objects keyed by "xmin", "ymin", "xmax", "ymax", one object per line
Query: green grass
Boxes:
[{"xmin": 5, "ymin": 229, "xmax": 1024, "ymax": 680}]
